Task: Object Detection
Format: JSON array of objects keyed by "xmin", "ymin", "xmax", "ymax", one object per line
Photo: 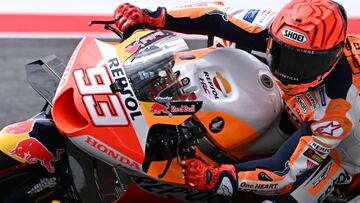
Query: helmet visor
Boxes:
[{"xmin": 267, "ymin": 35, "xmax": 343, "ymax": 84}]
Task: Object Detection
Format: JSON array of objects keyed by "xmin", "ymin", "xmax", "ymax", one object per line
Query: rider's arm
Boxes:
[
  {"xmin": 149, "ymin": 2, "xmax": 275, "ymax": 52},
  {"xmin": 232, "ymin": 98, "xmax": 352, "ymax": 194},
  {"xmin": 114, "ymin": 2, "xmax": 275, "ymax": 52}
]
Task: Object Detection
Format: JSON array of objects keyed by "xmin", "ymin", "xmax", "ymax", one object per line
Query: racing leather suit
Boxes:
[{"xmin": 143, "ymin": 2, "xmax": 360, "ymax": 202}]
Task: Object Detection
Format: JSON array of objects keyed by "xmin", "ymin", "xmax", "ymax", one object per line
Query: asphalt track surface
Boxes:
[{"xmin": 0, "ymin": 38, "xmax": 205, "ymax": 127}]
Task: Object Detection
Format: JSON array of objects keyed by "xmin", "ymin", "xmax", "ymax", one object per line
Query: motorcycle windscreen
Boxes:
[
  {"xmin": 123, "ymin": 45, "xmax": 184, "ymax": 102},
  {"xmin": 52, "ymin": 37, "xmax": 147, "ymax": 172}
]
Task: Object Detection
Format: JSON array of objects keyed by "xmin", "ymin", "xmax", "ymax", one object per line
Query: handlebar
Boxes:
[
  {"xmin": 89, "ymin": 19, "xmax": 124, "ymax": 41},
  {"xmin": 89, "ymin": 19, "xmax": 144, "ymax": 42}
]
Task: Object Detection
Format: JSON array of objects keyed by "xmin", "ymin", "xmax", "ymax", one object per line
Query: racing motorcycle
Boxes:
[{"xmin": 0, "ymin": 20, "xmax": 358, "ymax": 203}]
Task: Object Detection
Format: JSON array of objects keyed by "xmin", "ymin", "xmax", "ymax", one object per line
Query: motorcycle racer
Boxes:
[{"xmin": 114, "ymin": 0, "xmax": 360, "ymax": 202}]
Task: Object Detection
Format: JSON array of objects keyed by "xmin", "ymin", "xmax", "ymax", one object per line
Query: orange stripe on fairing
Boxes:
[
  {"xmin": 289, "ymin": 136, "xmax": 313, "ymax": 165},
  {"xmin": 194, "ymin": 112, "xmax": 258, "ymax": 160},
  {"xmin": 307, "ymin": 160, "xmax": 342, "ymax": 197}
]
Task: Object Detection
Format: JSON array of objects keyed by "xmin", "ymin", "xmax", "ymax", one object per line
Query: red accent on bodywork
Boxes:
[{"xmin": 1, "ymin": 119, "xmax": 35, "ymax": 135}]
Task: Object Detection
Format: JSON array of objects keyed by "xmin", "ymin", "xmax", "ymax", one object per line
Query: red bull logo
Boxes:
[
  {"xmin": 10, "ymin": 138, "xmax": 65, "ymax": 173},
  {"xmin": 1, "ymin": 119, "xmax": 35, "ymax": 135},
  {"xmin": 150, "ymin": 101, "xmax": 172, "ymax": 116}
]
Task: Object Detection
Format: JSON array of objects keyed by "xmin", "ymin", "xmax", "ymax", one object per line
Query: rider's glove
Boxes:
[
  {"xmin": 114, "ymin": 3, "xmax": 166, "ymax": 32},
  {"xmin": 181, "ymin": 158, "xmax": 237, "ymax": 197}
]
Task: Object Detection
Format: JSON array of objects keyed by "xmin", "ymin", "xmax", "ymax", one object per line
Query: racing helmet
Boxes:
[{"xmin": 267, "ymin": 0, "xmax": 347, "ymax": 95}]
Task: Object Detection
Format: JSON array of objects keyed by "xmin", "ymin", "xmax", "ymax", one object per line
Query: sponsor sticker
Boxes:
[
  {"xmin": 309, "ymin": 141, "xmax": 331, "ymax": 156},
  {"xmin": 281, "ymin": 28, "xmax": 308, "ymax": 44},
  {"xmin": 239, "ymin": 182, "xmax": 278, "ymax": 190},
  {"xmin": 150, "ymin": 101, "xmax": 203, "ymax": 116},
  {"xmin": 213, "ymin": 72, "xmax": 231, "ymax": 97},
  {"xmin": 243, "ymin": 9, "xmax": 260, "ymax": 23},
  {"xmin": 295, "ymin": 96, "xmax": 308, "ymax": 113},
  {"xmin": 11, "ymin": 138, "xmax": 65, "ymax": 173},
  {"xmin": 85, "ymin": 136, "xmax": 141, "ymax": 171},
  {"xmin": 312, "ymin": 162, "xmax": 331, "ymax": 188},
  {"xmin": 200, "ymin": 71, "xmax": 230, "ymax": 99},
  {"xmin": 305, "ymin": 92, "xmax": 318, "ymax": 110},
  {"xmin": 303, "ymin": 148, "xmax": 324, "ymax": 164},
  {"xmin": 253, "ymin": 10, "xmax": 273, "ymax": 28}
]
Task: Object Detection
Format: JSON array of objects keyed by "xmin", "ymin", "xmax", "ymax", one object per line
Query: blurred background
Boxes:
[{"xmin": 0, "ymin": 0, "xmax": 359, "ymax": 127}]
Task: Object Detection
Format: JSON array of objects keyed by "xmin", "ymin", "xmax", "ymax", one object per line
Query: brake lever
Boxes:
[{"xmin": 88, "ymin": 19, "xmax": 117, "ymax": 26}]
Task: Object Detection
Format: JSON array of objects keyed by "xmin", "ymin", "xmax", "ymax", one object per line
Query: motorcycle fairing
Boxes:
[
  {"xmin": 52, "ymin": 37, "xmax": 148, "ymax": 171},
  {"xmin": 171, "ymin": 48, "xmax": 283, "ymax": 160},
  {"xmin": 0, "ymin": 112, "xmax": 66, "ymax": 173}
]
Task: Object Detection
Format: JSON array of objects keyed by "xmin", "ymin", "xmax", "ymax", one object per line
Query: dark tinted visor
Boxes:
[{"xmin": 267, "ymin": 35, "xmax": 343, "ymax": 84}]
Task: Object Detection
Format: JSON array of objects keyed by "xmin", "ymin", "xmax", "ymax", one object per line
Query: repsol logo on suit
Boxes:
[{"xmin": 282, "ymin": 28, "xmax": 307, "ymax": 44}]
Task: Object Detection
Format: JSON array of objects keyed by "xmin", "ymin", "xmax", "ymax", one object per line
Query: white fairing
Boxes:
[{"xmin": 174, "ymin": 48, "xmax": 282, "ymax": 136}]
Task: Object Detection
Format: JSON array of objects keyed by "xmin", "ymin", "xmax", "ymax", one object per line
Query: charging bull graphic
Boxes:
[
  {"xmin": 150, "ymin": 101, "xmax": 172, "ymax": 116},
  {"xmin": 10, "ymin": 137, "xmax": 65, "ymax": 173}
]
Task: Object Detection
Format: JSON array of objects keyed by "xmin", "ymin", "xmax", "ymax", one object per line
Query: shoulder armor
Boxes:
[{"xmin": 343, "ymin": 35, "xmax": 360, "ymax": 74}]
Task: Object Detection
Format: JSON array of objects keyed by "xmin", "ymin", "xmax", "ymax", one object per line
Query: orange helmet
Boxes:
[{"xmin": 267, "ymin": 0, "xmax": 347, "ymax": 95}]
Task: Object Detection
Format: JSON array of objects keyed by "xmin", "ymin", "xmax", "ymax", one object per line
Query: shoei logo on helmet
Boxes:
[{"xmin": 282, "ymin": 28, "xmax": 307, "ymax": 44}]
